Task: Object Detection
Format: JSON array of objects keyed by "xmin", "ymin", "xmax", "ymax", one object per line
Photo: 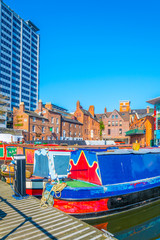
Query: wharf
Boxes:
[{"xmin": 0, "ymin": 181, "xmax": 116, "ymax": 240}]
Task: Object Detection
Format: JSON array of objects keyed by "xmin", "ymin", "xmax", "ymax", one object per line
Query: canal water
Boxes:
[
  {"xmin": 87, "ymin": 200, "xmax": 160, "ymax": 240},
  {"xmin": 1, "ymin": 172, "xmax": 160, "ymax": 240}
]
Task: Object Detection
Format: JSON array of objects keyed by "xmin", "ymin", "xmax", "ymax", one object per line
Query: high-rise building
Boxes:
[{"xmin": 0, "ymin": 0, "xmax": 40, "ymax": 111}]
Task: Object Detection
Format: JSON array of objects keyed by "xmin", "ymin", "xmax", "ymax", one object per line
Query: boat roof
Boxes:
[{"xmin": 96, "ymin": 148, "xmax": 160, "ymax": 155}]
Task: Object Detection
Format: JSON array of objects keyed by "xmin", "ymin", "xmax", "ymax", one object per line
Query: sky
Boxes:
[{"xmin": 4, "ymin": 0, "xmax": 160, "ymax": 113}]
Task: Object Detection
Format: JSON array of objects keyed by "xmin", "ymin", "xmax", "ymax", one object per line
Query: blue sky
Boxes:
[{"xmin": 5, "ymin": 0, "xmax": 160, "ymax": 113}]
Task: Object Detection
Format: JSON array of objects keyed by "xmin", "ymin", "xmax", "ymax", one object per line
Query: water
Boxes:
[{"xmin": 87, "ymin": 200, "xmax": 160, "ymax": 240}]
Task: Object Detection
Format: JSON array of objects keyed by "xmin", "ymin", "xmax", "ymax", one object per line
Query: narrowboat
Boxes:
[{"xmin": 45, "ymin": 148, "xmax": 160, "ymax": 220}]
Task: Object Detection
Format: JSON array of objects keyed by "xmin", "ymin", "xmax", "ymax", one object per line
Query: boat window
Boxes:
[{"xmin": 53, "ymin": 154, "xmax": 70, "ymax": 177}]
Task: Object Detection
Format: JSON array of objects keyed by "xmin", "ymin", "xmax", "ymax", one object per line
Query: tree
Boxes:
[{"xmin": 100, "ymin": 120, "xmax": 105, "ymax": 139}]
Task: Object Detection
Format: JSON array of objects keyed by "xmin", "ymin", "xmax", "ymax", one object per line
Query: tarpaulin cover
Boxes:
[
  {"xmin": 97, "ymin": 149, "xmax": 160, "ymax": 185},
  {"xmin": 33, "ymin": 149, "xmax": 49, "ymax": 177}
]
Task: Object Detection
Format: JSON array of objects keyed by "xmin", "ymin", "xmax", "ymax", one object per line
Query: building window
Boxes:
[
  {"xmin": 112, "ymin": 115, "xmax": 114, "ymax": 119},
  {"xmin": 42, "ymin": 119, "xmax": 45, "ymax": 123},
  {"xmin": 75, "ymin": 125, "xmax": 76, "ymax": 128},
  {"xmin": 63, "ymin": 122, "xmax": 65, "ymax": 126},
  {"xmin": 51, "ymin": 117, "xmax": 54, "ymax": 123},
  {"xmin": 79, "ymin": 132, "xmax": 81, "ymax": 136},
  {"xmin": 32, "ymin": 125, "xmax": 35, "ymax": 132},
  {"xmin": 70, "ymin": 131, "xmax": 71, "ymax": 136},
  {"xmin": 108, "ymin": 121, "xmax": 111, "ymax": 127},
  {"xmin": 115, "ymin": 121, "xmax": 118, "ymax": 126},
  {"xmin": 33, "ymin": 117, "xmax": 36, "ymax": 122},
  {"xmin": 108, "ymin": 129, "xmax": 111, "ymax": 135},
  {"xmin": 48, "ymin": 136, "xmax": 50, "ymax": 140},
  {"xmin": 63, "ymin": 130, "xmax": 66, "ymax": 138},
  {"xmin": 42, "ymin": 137, "xmax": 44, "ymax": 140},
  {"xmin": 119, "ymin": 120, "xmax": 122, "ymax": 126},
  {"xmin": 56, "ymin": 118, "xmax": 58, "ymax": 124},
  {"xmin": 56, "ymin": 127, "xmax": 59, "ymax": 134},
  {"xmin": 52, "ymin": 127, "xmax": 54, "ymax": 133},
  {"xmin": 115, "ymin": 115, "xmax": 118, "ymax": 119},
  {"xmin": 119, "ymin": 128, "xmax": 122, "ymax": 135},
  {"xmin": 42, "ymin": 127, "xmax": 45, "ymax": 133},
  {"xmin": 75, "ymin": 132, "xmax": 76, "ymax": 136},
  {"xmin": 112, "ymin": 121, "xmax": 114, "ymax": 126},
  {"xmin": 33, "ymin": 136, "xmax": 35, "ymax": 141}
]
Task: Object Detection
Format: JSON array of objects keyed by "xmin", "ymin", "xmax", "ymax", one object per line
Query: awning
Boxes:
[
  {"xmin": 125, "ymin": 129, "xmax": 145, "ymax": 136},
  {"xmin": 146, "ymin": 97, "xmax": 160, "ymax": 105}
]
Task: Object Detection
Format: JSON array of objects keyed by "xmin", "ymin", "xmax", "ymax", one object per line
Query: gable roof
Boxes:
[
  {"xmin": 96, "ymin": 110, "xmax": 129, "ymax": 122},
  {"xmin": 137, "ymin": 112, "xmax": 154, "ymax": 119},
  {"xmin": 62, "ymin": 117, "xmax": 83, "ymax": 125},
  {"xmin": 80, "ymin": 108, "xmax": 99, "ymax": 122},
  {"xmin": 131, "ymin": 108, "xmax": 154, "ymax": 115},
  {"xmin": 24, "ymin": 110, "xmax": 48, "ymax": 120}
]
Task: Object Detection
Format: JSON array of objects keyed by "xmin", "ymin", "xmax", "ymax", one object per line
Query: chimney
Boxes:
[
  {"xmin": 76, "ymin": 100, "xmax": 80, "ymax": 109},
  {"xmin": 88, "ymin": 105, "xmax": 94, "ymax": 117},
  {"xmin": 38, "ymin": 99, "xmax": 42, "ymax": 112},
  {"xmin": 45, "ymin": 102, "xmax": 52, "ymax": 110},
  {"xmin": 104, "ymin": 107, "xmax": 107, "ymax": 113},
  {"xmin": 147, "ymin": 106, "xmax": 150, "ymax": 114},
  {"xmin": 20, "ymin": 102, "xmax": 25, "ymax": 112}
]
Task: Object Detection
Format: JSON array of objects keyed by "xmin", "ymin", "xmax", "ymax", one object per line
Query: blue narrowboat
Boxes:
[{"xmin": 46, "ymin": 148, "xmax": 160, "ymax": 220}]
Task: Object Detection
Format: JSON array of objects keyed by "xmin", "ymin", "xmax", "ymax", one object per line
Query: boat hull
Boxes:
[
  {"xmin": 53, "ymin": 185, "xmax": 160, "ymax": 220},
  {"xmin": 26, "ymin": 177, "xmax": 49, "ymax": 196}
]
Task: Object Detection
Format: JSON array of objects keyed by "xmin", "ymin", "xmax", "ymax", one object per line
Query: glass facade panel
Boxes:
[{"xmin": 0, "ymin": 1, "xmax": 40, "ymax": 110}]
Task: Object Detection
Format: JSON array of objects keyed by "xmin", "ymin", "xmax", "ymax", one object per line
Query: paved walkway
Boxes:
[{"xmin": 0, "ymin": 180, "xmax": 116, "ymax": 240}]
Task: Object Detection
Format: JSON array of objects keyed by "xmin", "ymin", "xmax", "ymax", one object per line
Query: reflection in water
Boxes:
[{"xmin": 88, "ymin": 200, "xmax": 160, "ymax": 240}]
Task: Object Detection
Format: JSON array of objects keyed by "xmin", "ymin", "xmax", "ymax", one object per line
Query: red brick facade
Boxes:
[
  {"xmin": 74, "ymin": 101, "xmax": 100, "ymax": 140},
  {"xmin": 61, "ymin": 117, "xmax": 83, "ymax": 140},
  {"xmin": 128, "ymin": 113, "xmax": 154, "ymax": 147},
  {"xmin": 13, "ymin": 101, "xmax": 83, "ymax": 141},
  {"xmin": 97, "ymin": 109, "xmax": 130, "ymax": 143}
]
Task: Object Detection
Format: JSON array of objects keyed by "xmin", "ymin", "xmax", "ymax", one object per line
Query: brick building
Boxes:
[
  {"xmin": 97, "ymin": 108, "xmax": 130, "ymax": 143},
  {"xmin": 74, "ymin": 101, "xmax": 100, "ymax": 140},
  {"xmin": 119, "ymin": 100, "xmax": 131, "ymax": 113},
  {"xmin": 126, "ymin": 107, "xmax": 154, "ymax": 147},
  {"xmin": 13, "ymin": 101, "xmax": 83, "ymax": 141},
  {"xmin": 61, "ymin": 117, "xmax": 83, "ymax": 140},
  {"xmin": 35, "ymin": 101, "xmax": 83, "ymax": 141}
]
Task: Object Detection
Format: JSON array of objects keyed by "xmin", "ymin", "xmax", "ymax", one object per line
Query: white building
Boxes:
[{"xmin": 0, "ymin": 128, "xmax": 23, "ymax": 143}]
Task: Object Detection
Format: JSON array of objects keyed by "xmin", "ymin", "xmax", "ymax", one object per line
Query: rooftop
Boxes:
[
  {"xmin": 25, "ymin": 20, "xmax": 39, "ymax": 32},
  {"xmin": 146, "ymin": 97, "xmax": 160, "ymax": 105},
  {"xmin": 96, "ymin": 110, "xmax": 130, "ymax": 121},
  {"xmin": 80, "ymin": 108, "xmax": 99, "ymax": 122},
  {"xmin": 0, "ymin": 128, "xmax": 22, "ymax": 136},
  {"xmin": 62, "ymin": 117, "xmax": 83, "ymax": 125},
  {"xmin": 43, "ymin": 103, "xmax": 68, "ymax": 113},
  {"xmin": 1, "ymin": 1, "xmax": 39, "ymax": 33},
  {"xmin": 24, "ymin": 110, "xmax": 48, "ymax": 120}
]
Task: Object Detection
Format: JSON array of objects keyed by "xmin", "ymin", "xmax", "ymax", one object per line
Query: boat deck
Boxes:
[{"xmin": 0, "ymin": 180, "xmax": 116, "ymax": 240}]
